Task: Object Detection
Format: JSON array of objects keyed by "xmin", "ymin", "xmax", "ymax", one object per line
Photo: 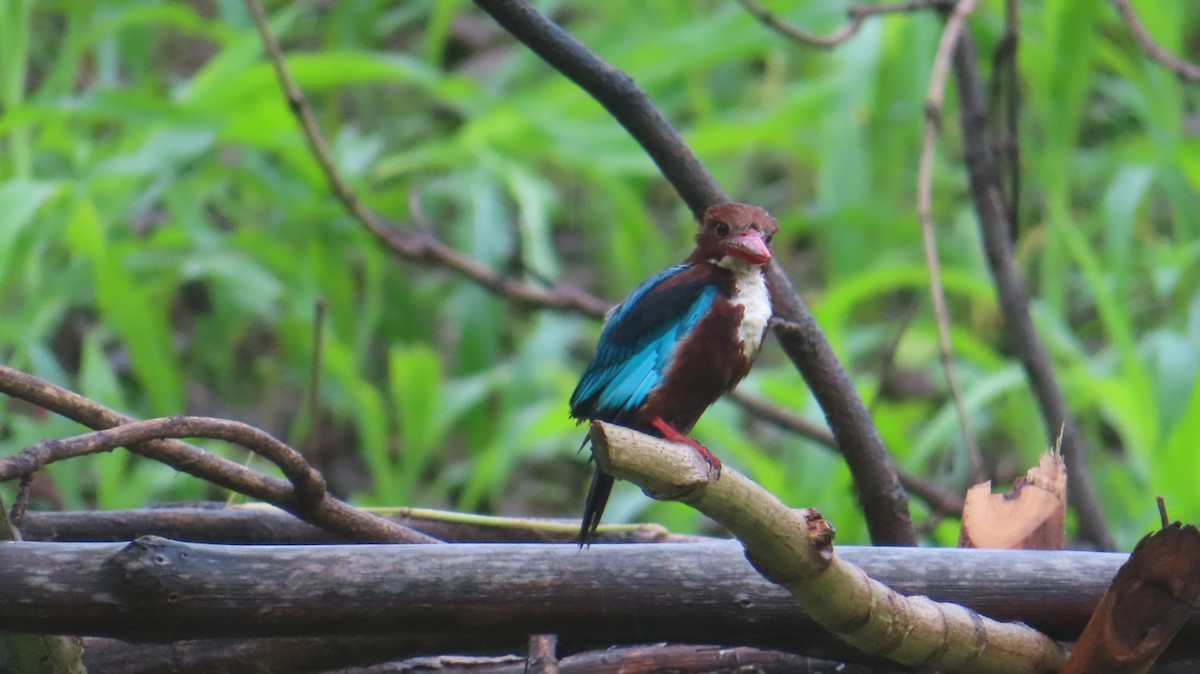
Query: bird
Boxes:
[{"xmin": 569, "ymin": 202, "xmax": 779, "ymax": 544}]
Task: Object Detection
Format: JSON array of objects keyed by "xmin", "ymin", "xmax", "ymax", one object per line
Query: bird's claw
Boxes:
[
  {"xmin": 690, "ymin": 443, "xmax": 723, "ymax": 480},
  {"xmin": 650, "ymin": 417, "xmax": 722, "ymax": 480}
]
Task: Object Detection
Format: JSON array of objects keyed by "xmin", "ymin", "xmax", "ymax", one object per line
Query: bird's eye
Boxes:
[{"xmin": 714, "ymin": 222, "xmax": 731, "ymax": 237}]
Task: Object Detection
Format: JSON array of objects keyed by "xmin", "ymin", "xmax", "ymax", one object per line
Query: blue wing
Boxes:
[{"xmin": 569, "ymin": 264, "xmax": 718, "ymax": 425}]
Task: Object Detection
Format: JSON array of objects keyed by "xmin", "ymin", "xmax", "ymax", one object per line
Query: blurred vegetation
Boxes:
[{"xmin": 0, "ymin": 0, "xmax": 1197, "ymax": 548}]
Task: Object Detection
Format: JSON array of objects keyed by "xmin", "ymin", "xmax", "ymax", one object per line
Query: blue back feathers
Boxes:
[{"xmin": 570, "ymin": 264, "xmax": 718, "ymax": 425}]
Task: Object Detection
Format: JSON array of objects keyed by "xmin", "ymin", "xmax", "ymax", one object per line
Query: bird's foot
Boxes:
[{"xmin": 650, "ymin": 417, "xmax": 722, "ymax": 480}]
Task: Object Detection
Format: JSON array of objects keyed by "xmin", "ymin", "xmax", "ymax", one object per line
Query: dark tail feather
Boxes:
[{"xmin": 579, "ymin": 469, "xmax": 614, "ymax": 547}]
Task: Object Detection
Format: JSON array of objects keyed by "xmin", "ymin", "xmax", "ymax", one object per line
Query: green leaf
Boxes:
[
  {"xmin": 0, "ymin": 179, "xmax": 57, "ymax": 289},
  {"xmin": 65, "ymin": 198, "xmax": 183, "ymax": 416}
]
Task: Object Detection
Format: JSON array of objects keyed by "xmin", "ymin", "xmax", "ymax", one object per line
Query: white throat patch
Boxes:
[{"xmin": 717, "ymin": 257, "xmax": 771, "ymax": 359}]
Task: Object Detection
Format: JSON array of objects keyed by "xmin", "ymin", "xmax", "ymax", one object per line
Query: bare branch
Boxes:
[
  {"xmin": 242, "ymin": 0, "xmax": 609, "ymax": 319},
  {"xmin": 306, "ymin": 298, "xmax": 326, "ymax": 460},
  {"xmin": 988, "ymin": 0, "xmax": 1021, "ymax": 237},
  {"xmin": 0, "ymin": 364, "xmax": 436, "ymax": 544},
  {"xmin": 729, "ymin": 390, "xmax": 836, "ymax": 446},
  {"xmin": 474, "ymin": 0, "xmax": 914, "ymax": 546},
  {"xmin": 589, "ymin": 421, "xmax": 1067, "ymax": 672},
  {"xmin": 916, "ymin": 0, "xmax": 986, "ymax": 483},
  {"xmin": 9, "ymin": 473, "xmax": 32, "ymax": 529},
  {"xmin": 19, "ymin": 505, "xmax": 699, "ymax": 545},
  {"xmin": 249, "ymin": 0, "xmax": 916, "ymax": 545},
  {"xmin": 735, "ymin": 0, "xmax": 955, "ymax": 50},
  {"xmin": 729, "ymin": 391, "xmax": 965, "ymax": 516},
  {"xmin": 735, "ymin": 0, "xmax": 865, "ymax": 49},
  {"xmin": 1110, "ymin": 0, "xmax": 1200, "ymax": 83},
  {"xmin": 948, "ymin": 26, "xmax": 1115, "ymax": 549},
  {"xmin": 0, "ymin": 417, "xmax": 327, "ymax": 505}
]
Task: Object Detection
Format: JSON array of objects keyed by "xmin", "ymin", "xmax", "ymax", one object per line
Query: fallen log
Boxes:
[{"xmin": 1, "ymin": 537, "xmax": 1197, "ymax": 661}]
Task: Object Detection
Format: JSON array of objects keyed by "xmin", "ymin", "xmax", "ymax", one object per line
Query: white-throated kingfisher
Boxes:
[{"xmin": 570, "ymin": 202, "xmax": 779, "ymax": 543}]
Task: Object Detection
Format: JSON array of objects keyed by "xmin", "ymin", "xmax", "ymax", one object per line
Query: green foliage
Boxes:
[{"xmin": 0, "ymin": 0, "xmax": 1197, "ymax": 548}]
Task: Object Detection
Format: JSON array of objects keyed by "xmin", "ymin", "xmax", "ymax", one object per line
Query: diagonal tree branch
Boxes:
[
  {"xmin": 473, "ymin": 0, "xmax": 914, "ymax": 546},
  {"xmin": 245, "ymin": 0, "xmax": 913, "ymax": 544},
  {"xmin": 0, "ymin": 364, "xmax": 437, "ymax": 544},
  {"xmin": 988, "ymin": 0, "xmax": 1021, "ymax": 238},
  {"xmin": 1110, "ymin": 0, "xmax": 1200, "ymax": 84},
  {"xmin": 729, "ymin": 391, "xmax": 966, "ymax": 516},
  {"xmin": 735, "ymin": 0, "xmax": 955, "ymax": 50},
  {"xmin": 243, "ymin": 0, "xmax": 608, "ymax": 319},
  {"xmin": 589, "ymin": 421, "xmax": 1067, "ymax": 672},
  {"xmin": 948, "ymin": 27, "xmax": 1115, "ymax": 549}
]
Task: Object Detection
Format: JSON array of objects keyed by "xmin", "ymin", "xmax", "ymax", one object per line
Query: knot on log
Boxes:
[{"xmin": 103, "ymin": 536, "xmax": 192, "ymax": 601}]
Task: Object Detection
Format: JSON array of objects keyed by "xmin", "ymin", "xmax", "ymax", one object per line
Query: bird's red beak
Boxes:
[{"xmin": 725, "ymin": 230, "xmax": 771, "ymax": 265}]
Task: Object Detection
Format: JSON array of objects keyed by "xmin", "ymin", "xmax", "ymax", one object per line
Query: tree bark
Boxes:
[
  {"xmin": 0, "ymin": 537, "xmax": 1195, "ymax": 660},
  {"xmin": 1063, "ymin": 523, "xmax": 1200, "ymax": 673}
]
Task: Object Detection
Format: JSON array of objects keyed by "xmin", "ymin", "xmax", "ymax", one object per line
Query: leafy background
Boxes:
[{"xmin": 0, "ymin": 0, "xmax": 1197, "ymax": 548}]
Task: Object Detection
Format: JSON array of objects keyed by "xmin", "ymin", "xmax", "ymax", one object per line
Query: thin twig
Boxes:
[
  {"xmin": 948, "ymin": 26, "xmax": 1115, "ymax": 549},
  {"xmin": 9, "ymin": 473, "xmax": 32, "ymax": 528},
  {"xmin": 242, "ymin": 0, "xmax": 608, "ymax": 319},
  {"xmin": 735, "ymin": 0, "xmax": 955, "ymax": 50},
  {"xmin": 917, "ymin": 0, "xmax": 985, "ymax": 483},
  {"xmin": 590, "ymin": 421, "xmax": 1068, "ymax": 672},
  {"xmin": 307, "ymin": 297, "xmax": 326, "ymax": 454},
  {"xmin": 0, "ymin": 364, "xmax": 437, "ymax": 544},
  {"xmin": 730, "ymin": 390, "xmax": 965, "ymax": 516},
  {"xmin": 1110, "ymin": 0, "xmax": 1200, "ymax": 83},
  {"xmin": 474, "ymin": 0, "xmax": 915, "ymax": 547},
  {"xmin": 729, "ymin": 390, "xmax": 836, "ymax": 447}
]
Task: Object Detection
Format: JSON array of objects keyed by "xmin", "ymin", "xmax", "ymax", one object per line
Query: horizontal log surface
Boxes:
[{"xmin": 0, "ymin": 537, "xmax": 1170, "ymax": 655}]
